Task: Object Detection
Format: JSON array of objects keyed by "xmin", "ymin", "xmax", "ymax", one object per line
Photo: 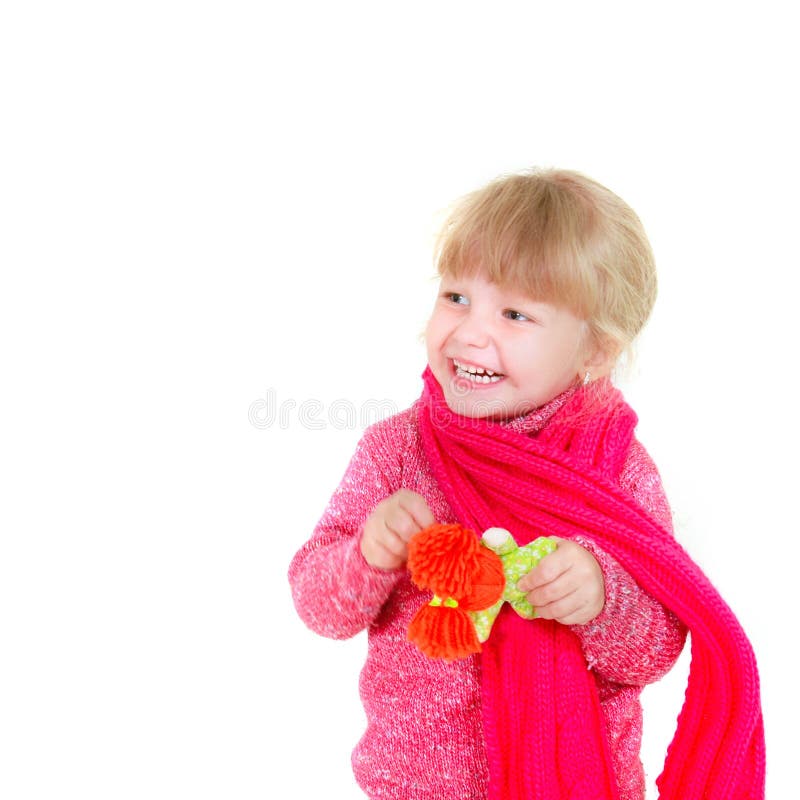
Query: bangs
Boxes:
[
  {"xmin": 433, "ymin": 168, "xmax": 657, "ymax": 370},
  {"xmin": 435, "ymin": 173, "xmax": 601, "ymax": 319}
]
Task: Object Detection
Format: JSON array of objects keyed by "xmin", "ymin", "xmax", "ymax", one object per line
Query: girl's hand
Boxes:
[
  {"xmin": 516, "ymin": 538, "xmax": 605, "ymax": 626},
  {"xmin": 360, "ymin": 490, "xmax": 436, "ymax": 571}
]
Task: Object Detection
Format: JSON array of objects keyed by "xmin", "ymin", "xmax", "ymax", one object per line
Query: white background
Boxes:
[{"xmin": 1, "ymin": 2, "xmax": 797, "ymax": 797}]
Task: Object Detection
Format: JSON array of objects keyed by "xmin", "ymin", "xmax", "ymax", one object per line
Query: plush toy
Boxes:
[{"xmin": 407, "ymin": 523, "xmax": 557, "ymax": 660}]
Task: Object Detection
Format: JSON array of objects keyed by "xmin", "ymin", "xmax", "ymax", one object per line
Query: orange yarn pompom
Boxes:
[
  {"xmin": 407, "ymin": 523, "xmax": 507, "ymax": 660},
  {"xmin": 407, "ymin": 603, "xmax": 481, "ymax": 661},
  {"xmin": 407, "ymin": 523, "xmax": 483, "ymax": 598},
  {"xmin": 459, "ymin": 547, "xmax": 505, "ymax": 611}
]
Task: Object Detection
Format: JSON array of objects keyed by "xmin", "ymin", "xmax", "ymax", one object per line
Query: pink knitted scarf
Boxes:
[{"xmin": 418, "ymin": 366, "xmax": 765, "ymax": 800}]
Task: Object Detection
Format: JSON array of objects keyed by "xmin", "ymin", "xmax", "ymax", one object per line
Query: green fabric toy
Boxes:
[
  {"xmin": 470, "ymin": 528, "xmax": 558, "ymax": 642},
  {"xmin": 406, "ymin": 523, "xmax": 558, "ymax": 660}
]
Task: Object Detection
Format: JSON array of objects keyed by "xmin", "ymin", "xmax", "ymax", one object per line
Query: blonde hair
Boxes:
[{"xmin": 435, "ymin": 169, "xmax": 657, "ymax": 366}]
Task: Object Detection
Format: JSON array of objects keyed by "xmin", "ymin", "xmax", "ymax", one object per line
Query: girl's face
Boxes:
[{"xmin": 425, "ymin": 273, "xmax": 594, "ymax": 419}]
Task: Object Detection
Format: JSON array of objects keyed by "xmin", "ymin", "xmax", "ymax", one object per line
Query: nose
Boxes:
[{"xmin": 452, "ymin": 307, "xmax": 492, "ymax": 349}]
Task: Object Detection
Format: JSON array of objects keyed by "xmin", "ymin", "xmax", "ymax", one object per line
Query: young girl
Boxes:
[{"xmin": 288, "ymin": 170, "xmax": 764, "ymax": 800}]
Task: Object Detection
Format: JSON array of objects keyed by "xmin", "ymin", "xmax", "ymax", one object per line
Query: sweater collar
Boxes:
[{"xmin": 499, "ymin": 383, "xmax": 579, "ymax": 436}]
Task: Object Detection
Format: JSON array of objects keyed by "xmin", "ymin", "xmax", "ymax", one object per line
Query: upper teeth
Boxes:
[
  {"xmin": 454, "ymin": 359, "xmax": 496, "ymax": 376},
  {"xmin": 454, "ymin": 359, "xmax": 503, "ymax": 382}
]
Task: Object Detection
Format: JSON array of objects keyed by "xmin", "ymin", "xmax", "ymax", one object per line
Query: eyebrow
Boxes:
[{"xmin": 505, "ymin": 295, "xmax": 551, "ymax": 315}]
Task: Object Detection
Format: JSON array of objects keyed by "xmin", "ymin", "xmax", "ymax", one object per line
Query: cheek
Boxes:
[
  {"xmin": 424, "ymin": 309, "xmax": 450, "ymax": 346},
  {"xmin": 503, "ymin": 336, "xmax": 540, "ymax": 374},
  {"xmin": 551, "ymin": 340, "xmax": 585, "ymax": 384},
  {"xmin": 507, "ymin": 332, "xmax": 578, "ymax": 384},
  {"xmin": 423, "ymin": 317, "xmax": 443, "ymax": 361}
]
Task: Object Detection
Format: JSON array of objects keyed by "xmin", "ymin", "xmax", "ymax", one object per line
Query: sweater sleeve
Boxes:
[
  {"xmin": 287, "ymin": 420, "xmax": 407, "ymax": 640},
  {"xmin": 571, "ymin": 439, "xmax": 688, "ymax": 686}
]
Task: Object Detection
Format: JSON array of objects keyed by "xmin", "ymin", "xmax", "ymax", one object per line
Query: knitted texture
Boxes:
[
  {"xmin": 289, "ymin": 380, "xmax": 686, "ymax": 799},
  {"xmin": 418, "ymin": 366, "xmax": 765, "ymax": 800}
]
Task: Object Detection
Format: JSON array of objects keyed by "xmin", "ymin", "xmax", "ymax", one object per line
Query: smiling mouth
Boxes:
[{"xmin": 452, "ymin": 359, "xmax": 505, "ymax": 384}]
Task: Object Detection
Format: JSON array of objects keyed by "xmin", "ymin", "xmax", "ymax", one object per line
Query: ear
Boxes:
[{"xmin": 580, "ymin": 333, "xmax": 619, "ymax": 380}]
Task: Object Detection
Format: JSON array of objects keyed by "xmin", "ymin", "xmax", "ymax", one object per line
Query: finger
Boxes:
[
  {"xmin": 556, "ymin": 591, "xmax": 603, "ymax": 625},
  {"xmin": 517, "ymin": 550, "xmax": 572, "ymax": 592},
  {"xmin": 389, "ymin": 500, "xmax": 434, "ymax": 542},
  {"xmin": 397, "ymin": 490, "xmax": 436, "ymax": 530},
  {"xmin": 525, "ymin": 571, "xmax": 582, "ymax": 608},
  {"xmin": 360, "ymin": 523, "xmax": 408, "ymax": 570},
  {"xmin": 386, "ymin": 508, "xmax": 425, "ymax": 544},
  {"xmin": 532, "ymin": 587, "xmax": 584, "ymax": 621},
  {"xmin": 556, "ymin": 605, "xmax": 596, "ymax": 626},
  {"xmin": 376, "ymin": 525, "xmax": 409, "ymax": 558},
  {"xmin": 531, "ymin": 583, "xmax": 604, "ymax": 625}
]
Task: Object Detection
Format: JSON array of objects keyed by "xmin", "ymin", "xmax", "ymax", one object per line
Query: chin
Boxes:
[{"xmin": 442, "ymin": 391, "xmax": 516, "ymax": 421}]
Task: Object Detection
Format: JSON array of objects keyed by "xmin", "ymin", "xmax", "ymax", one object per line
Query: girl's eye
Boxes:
[
  {"xmin": 445, "ymin": 292, "xmax": 469, "ymax": 305},
  {"xmin": 504, "ymin": 309, "xmax": 530, "ymax": 322}
]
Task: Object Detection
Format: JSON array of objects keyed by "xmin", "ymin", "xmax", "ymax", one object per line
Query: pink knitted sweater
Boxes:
[{"xmin": 289, "ymin": 387, "xmax": 687, "ymax": 800}]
